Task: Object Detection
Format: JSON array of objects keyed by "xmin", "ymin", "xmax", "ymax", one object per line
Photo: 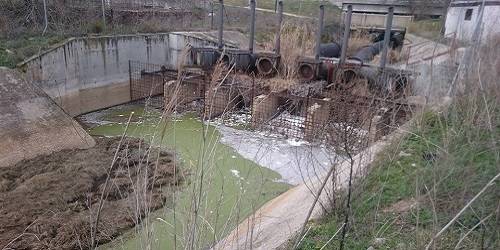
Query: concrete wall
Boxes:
[
  {"xmin": 342, "ymin": 12, "xmax": 413, "ymax": 31},
  {"xmin": 445, "ymin": 4, "xmax": 500, "ymax": 43},
  {"xmin": 0, "ymin": 67, "xmax": 95, "ymax": 168},
  {"xmin": 20, "ymin": 32, "xmax": 229, "ymax": 117}
]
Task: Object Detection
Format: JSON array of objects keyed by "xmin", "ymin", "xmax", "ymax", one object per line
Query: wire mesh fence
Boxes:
[
  {"xmin": 129, "ymin": 60, "xmax": 175, "ymax": 107},
  {"xmin": 129, "ymin": 60, "xmax": 412, "ymax": 146}
]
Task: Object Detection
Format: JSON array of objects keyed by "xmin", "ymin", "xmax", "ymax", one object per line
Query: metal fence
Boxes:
[
  {"xmin": 130, "ymin": 60, "xmax": 207, "ymax": 109},
  {"xmin": 129, "ymin": 61, "xmax": 411, "ymax": 145},
  {"xmin": 129, "ymin": 61, "xmax": 175, "ymax": 107},
  {"xmin": 202, "ymin": 75, "xmax": 412, "ymax": 145}
]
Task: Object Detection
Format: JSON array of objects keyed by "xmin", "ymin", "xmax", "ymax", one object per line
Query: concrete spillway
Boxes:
[{"xmin": 0, "ymin": 67, "xmax": 95, "ymax": 168}]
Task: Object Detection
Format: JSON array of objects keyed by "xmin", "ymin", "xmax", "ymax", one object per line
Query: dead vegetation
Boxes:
[{"xmin": 0, "ymin": 137, "xmax": 182, "ymax": 250}]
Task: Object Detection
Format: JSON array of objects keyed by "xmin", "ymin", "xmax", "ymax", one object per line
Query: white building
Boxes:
[{"xmin": 445, "ymin": 0, "xmax": 500, "ymax": 43}]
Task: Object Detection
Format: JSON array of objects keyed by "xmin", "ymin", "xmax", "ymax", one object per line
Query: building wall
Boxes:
[
  {"xmin": 445, "ymin": 3, "xmax": 500, "ymax": 43},
  {"xmin": 20, "ymin": 33, "xmax": 224, "ymax": 116}
]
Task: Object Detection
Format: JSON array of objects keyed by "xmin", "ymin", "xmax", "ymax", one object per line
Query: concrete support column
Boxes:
[
  {"xmin": 204, "ymin": 86, "xmax": 237, "ymax": 120},
  {"xmin": 305, "ymin": 102, "xmax": 330, "ymax": 142},
  {"xmin": 366, "ymin": 107, "xmax": 390, "ymax": 145},
  {"xmin": 251, "ymin": 94, "xmax": 279, "ymax": 128}
]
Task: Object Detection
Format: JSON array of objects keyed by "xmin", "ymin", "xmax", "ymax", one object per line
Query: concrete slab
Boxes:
[{"xmin": 0, "ymin": 67, "xmax": 95, "ymax": 168}]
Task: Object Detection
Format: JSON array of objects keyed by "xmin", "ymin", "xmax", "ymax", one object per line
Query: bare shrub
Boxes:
[{"xmin": 263, "ymin": 22, "xmax": 316, "ymax": 79}]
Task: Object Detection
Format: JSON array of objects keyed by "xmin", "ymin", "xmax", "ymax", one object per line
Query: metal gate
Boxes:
[{"xmin": 129, "ymin": 61, "xmax": 178, "ymax": 108}]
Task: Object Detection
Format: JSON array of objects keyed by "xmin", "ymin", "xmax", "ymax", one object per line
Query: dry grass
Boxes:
[
  {"xmin": 344, "ymin": 33, "xmax": 372, "ymax": 57},
  {"xmin": 261, "ymin": 77, "xmax": 298, "ymax": 92},
  {"xmin": 371, "ymin": 49, "xmax": 409, "ymax": 65},
  {"xmin": 263, "ymin": 22, "xmax": 316, "ymax": 80}
]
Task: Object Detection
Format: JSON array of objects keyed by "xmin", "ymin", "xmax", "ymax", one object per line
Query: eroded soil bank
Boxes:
[{"xmin": 0, "ymin": 137, "xmax": 182, "ymax": 249}]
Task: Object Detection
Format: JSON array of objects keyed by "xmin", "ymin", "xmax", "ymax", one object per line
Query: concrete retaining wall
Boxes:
[
  {"xmin": 20, "ymin": 32, "xmax": 237, "ymax": 117},
  {"xmin": 0, "ymin": 67, "xmax": 95, "ymax": 168}
]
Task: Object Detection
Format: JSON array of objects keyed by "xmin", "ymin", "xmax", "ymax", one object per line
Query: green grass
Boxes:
[{"xmin": 290, "ymin": 100, "xmax": 500, "ymax": 249}]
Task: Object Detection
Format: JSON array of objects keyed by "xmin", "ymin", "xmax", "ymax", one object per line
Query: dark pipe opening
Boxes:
[
  {"xmin": 222, "ymin": 54, "xmax": 230, "ymax": 66},
  {"xmin": 343, "ymin": 69, "xmax": 357, "ymax": 83},
  {"xmin": 257, "ymin": 58, "xmax": 274, "ymax": 75},
  {"xmin": 394, "ymin": 76, "xmax": 408, "ymax": 93},
  {"xmin": 298, "ymin": 64, "xmax": 315, "ymax": 81}
]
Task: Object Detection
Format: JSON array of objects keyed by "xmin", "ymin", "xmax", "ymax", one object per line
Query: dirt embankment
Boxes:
[{"xmin": 0, "ymin": 137, "xmax": 182, "ymax": 250}]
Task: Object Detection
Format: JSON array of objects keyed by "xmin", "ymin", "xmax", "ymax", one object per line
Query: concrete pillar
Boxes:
[
  {"xmin": 251, "ymin": 94, "xmax": 279, "ymax": 128},
  {"xmin": 305, "ymin": 102, "xmax": 330, "ymax": 142},
  {"xmin": 164, "ymin": 79, "xmax": 204, "ymax": 110},
  {"xmin": 366, "ymin": 107, "xmax": 390, "ymax": 145},
  {"xmin": 203, "ymin": 86, "xmax": 238, "ymax": 120}
]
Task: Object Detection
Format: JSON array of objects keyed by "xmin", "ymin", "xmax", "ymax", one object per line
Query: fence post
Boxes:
[
  {"xmin": 129, "ymin": 60, "xmax": 132, "ymax": 101},
  {"xmin": 101, "ymin": 0, "xmax": 106, "ymax": 26}
]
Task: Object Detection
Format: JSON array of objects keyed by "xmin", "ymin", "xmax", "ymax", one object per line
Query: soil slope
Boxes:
[
  {"xmin": 0, "ymin": 137, "xmax": 182, "ymax": 250},
  {"xmin": 0, "ymin": 67, "xmax": 95, "ymax": 168}
]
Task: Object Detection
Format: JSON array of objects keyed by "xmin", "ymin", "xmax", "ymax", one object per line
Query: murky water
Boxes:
[{"xmin": 80, "ymin": 104, "xmax": 291, "ymax": 249}]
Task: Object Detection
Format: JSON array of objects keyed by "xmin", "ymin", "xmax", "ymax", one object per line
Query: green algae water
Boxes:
[{"xmin": 87, "ymin": 107, "xmax": 291, "ymax": 249}]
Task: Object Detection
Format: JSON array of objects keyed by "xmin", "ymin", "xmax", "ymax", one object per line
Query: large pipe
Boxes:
[
  {"xmin": 320, "ymin": 42, "xmax": 341, "ymax": 58},
  {"xmin": 249, "ymin": 0, "xmax": 256, "ymax": 53},
  {"xmin": 340, "ymin": 5, "xmax": 352, "ymax": 64},
  {"xmin": 315, "ymin": 5, "xmax": 325, "ymax": 60},
  {"xmin": 380, "ymin": 7, "xmax": 394, "ymax": 71},
  {"xmin": 357, "ymin": 66, "xmax": 409, "ymax": 93},
  {"xmin": 350, "ymin": 40, "xmax": 384, "ymax": 63},
  {"xmin": 275, "ymin": 1, "xmax": 284, "ymax": 54},
  {"xmin": 390, "ymin": 33, "xmax": 404, "ymax": 50},
  {"xmin": 218, "ymin": 0, "xmax": 224, "ymax": 50}
]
